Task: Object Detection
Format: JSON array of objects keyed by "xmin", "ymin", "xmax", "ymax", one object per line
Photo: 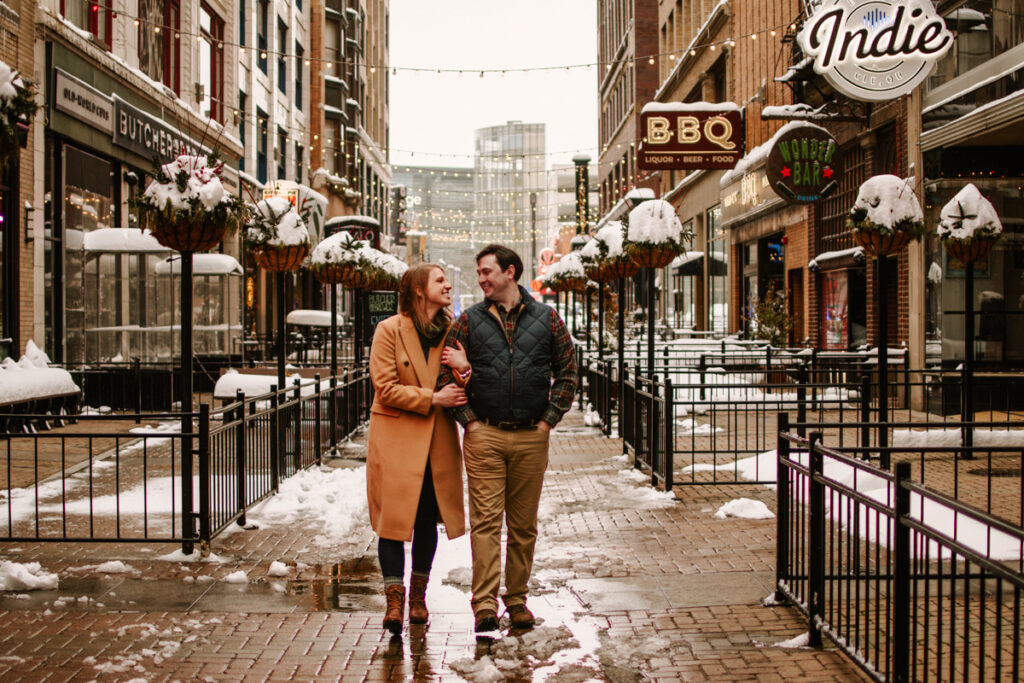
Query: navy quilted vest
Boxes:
[{"xmin": 465, "ymin": 286, "xmax": 553, "ymax": 423}]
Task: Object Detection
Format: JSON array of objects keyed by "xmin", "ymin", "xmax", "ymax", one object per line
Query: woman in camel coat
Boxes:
[{"xmin": 367, "ymin": 263, "xmax": 469, "ymax": 634}]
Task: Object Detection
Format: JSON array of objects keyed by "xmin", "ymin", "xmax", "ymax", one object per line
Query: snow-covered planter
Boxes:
[
  {"xmin": 246, "ymin": 196, "xmax": 311, "ymax": 272},
  {"xmin": 581, "ymin": 221, "xmax": 638, "ymax": 283},
  {"xmin": 847, "ymin": 175, "xmax": 925, "ymax": 257},
  {"xmin": 135, "ymin": 153, "xmax": 248, "ymax": 253},
  {"xmin": 937, "ymin": 183, "xmax": 1002, "ymax": 264},
  {"xmin": 309, "ymin": 230, "xmax": 358, "ymax": 285},
  {"xmin": 547, "ymin": 252, "xmax": 587, "ymax": 293},
  {"xmin": 361, "ymin": 247, "xmax": 408, "ymax": 291},
  {"xmin": 0, "ymin": 60, "xmax": 38, "ymax": 166},
  {"xmin": 624, "ymin": 199, "xmax": 691, "ymax": 269}
]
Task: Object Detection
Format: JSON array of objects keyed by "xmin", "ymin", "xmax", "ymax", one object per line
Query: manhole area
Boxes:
[{"xmin": 968, "ymin": 467, "xmax": 1022, "ymax": 478}]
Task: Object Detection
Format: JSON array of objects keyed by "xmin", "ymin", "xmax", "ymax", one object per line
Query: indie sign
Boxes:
[
  {"xmin": 766, "ymin": 124, "xmax": 841, "ymax": 204},
  {"xmin": 797, "ymin": 0, "xmax": 953, "ymax": 101},
  {"xmin": 638, "ymin": 103, "xmax": 744, "ymax": 171}
]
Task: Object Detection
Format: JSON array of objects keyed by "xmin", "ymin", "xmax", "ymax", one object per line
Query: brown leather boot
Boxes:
[
  {"xmin": 408, "ymin": 574, "xmax": 429, "ymax": 624},
  {"xmin": 383, "ymin": 584, "xmax": 405, "ymax": 634}
]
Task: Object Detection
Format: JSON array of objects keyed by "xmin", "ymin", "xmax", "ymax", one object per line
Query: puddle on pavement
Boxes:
[{"xmin": 287, "ymin": 577, "xmax": 384, "ymax": 612}]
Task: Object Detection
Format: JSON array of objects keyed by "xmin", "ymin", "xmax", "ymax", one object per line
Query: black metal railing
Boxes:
[
  {"xmin": 621, "ymin": 368, "xmax": 673, "ymax": 490},
  {"xmin": 777, "ymin": 418, "xmax": 1024, "ymax": 682},
  {"xmin": 0, "ymin": 367, "xmax": 372, "ymax": 552}
]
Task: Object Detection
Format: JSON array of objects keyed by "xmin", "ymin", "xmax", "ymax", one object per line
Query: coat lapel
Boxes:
[{"xmin": 399, "ymin": 315, "xmax": 431, "ymax": 389}]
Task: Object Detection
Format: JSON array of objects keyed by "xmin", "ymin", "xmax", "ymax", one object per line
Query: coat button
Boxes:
[{"xmin": 404, "ymin": 361, "xmax": 409, "ymax": 366}]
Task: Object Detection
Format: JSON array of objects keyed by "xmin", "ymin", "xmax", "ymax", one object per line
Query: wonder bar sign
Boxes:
[
  {"xmin": 797, "ymin": 0, "xmax": 953, "ymax": 101},
  {"xmin": 638, "ymin": 102, "xmax": 743, "ymax": 171}
]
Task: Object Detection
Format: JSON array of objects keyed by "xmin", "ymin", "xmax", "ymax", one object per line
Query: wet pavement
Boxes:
[{"xmin": 0, "ymin": 409, "xmax": 870, "ymax": 681}]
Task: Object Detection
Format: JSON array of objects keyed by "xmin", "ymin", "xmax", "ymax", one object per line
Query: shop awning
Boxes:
[
  {"xmin": 83, "ymin": 228, "xmax": 170, "ymax": 253},
  {"xmin": 671, "ymin": 251, "xmax": 727, "ymax": 276},
  {"xmin": 808, "ymin": 246, "xmax": 866, "ymax": 272},
  {"xmin": 286, "ymin": 310, "xmax": 334, "ymax": 327},
  {"xmin": 155, "ymin": 254, "xmax": 244, "ymax": 275}
]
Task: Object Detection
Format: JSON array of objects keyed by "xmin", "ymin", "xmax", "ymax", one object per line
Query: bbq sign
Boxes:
[
  {"xmin": 766, "ymin": 124, "xmax": 841, "ymax": 204},
  {"xmin": 797, "ymin": 0, "xmax": 953, "ymax": 101},
  {"xmin": 638, "ymin": 103, "xmax": 744, "ymax": 171}
]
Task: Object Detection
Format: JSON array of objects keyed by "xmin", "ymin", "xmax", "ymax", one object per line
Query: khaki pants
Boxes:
[{"xmin": 463, "ymin": 423, "xmax": 549, "ymax": 615}]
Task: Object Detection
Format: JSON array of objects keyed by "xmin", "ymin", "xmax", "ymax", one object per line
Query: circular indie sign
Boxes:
[
  {"xmin": 766, "ymin": 125, "xmax": 841, "ymax": 204},
  {"xmin": 797, "ymin": 0, "xmax": 953, "ymax": 102}
]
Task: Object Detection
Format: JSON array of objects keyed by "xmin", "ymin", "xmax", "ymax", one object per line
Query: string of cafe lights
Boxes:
[{"xmin": 65, "ymin": 3, "xmax": 798, "ymax": 79}]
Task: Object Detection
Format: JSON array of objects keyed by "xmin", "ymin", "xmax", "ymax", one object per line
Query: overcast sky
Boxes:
[{"xmin": 388, "ymin": 0, "xmax": 598, "ymax": 170}]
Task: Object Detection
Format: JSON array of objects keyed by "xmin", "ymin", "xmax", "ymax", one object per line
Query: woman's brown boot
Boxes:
[
  {"xmin": 383, "ymin": 584, "xmax": 405, "ymax": 634},
  {"xmin": 408, "ymin": 574, "xmax": 429, "ymax": 624}
]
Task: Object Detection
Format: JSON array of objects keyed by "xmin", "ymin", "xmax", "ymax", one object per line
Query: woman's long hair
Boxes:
[{"xmin": 398, "ymin": 263, "xmax": 451, "ymax": 342}]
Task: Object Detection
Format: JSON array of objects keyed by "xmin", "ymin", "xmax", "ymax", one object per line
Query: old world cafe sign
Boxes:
[{"xmin": 797, "ymin": 0, "xmax": 953, "ymax": 101}]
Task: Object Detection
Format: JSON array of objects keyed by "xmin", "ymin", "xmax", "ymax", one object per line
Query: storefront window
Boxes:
[
  {"xmin": 929, "ymin": 1, "xmax": 1024, "ymax": 90},
  {"xmin": 199, "ymin": 4, "xmax": 225, "ymax": 122},
  {"xmin": 707, "ymin": 204, "xmax": 726, "ymax": 333},
  {"xmin": 925, "ymin": 177, "xmax": 1024, "ymax": 365},
  {"xmin": 63, "ymin": 145, "xmax": 116, "ymax": 365}
]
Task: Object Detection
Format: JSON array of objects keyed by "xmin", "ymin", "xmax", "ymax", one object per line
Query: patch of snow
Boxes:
[
  {"xmin": 222, "ymin": 570, "xmax": 248, "ymax": 584},
  {"xmin": 267, "ymin": 561, "xmax": 290, "ymax": 577},
  {"xmin": 851, "ymin": 175, "xmax": 923, "ymax": 230},
  {"xmin": 95, "ymin": 561, "xmax": 136, "ymax": 574},
  {"xmin": 0, "ymin": 561, "xmax": 58, "ymax": 591},
  {"xmin": 937, "ymin": 183, "xmax": 1002, "ymax": 240},
  {"xmin": 627, "ymin": 199, "xmax": 684, "ymax": 244},
  {"xmin": 714, "ymin": 498, "xmax": 774, "ymax": 520}
]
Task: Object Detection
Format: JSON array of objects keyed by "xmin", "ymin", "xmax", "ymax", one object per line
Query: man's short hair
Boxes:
[{"xmin": 476, "ymin": 244, "xmax": 523, "ymax": 281}]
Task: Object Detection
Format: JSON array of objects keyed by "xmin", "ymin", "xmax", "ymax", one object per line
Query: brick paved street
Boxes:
[{"xmin": 0, "ymin": 409, "xmax": 870, "ymax": 681}]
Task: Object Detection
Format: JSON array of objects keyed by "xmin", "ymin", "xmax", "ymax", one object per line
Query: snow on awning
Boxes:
[
  {"xmin": 286, "ymin": 310, "xmax": 334, "ymax": 327},
  {"xmin": 155, "ymin": 254, "xmax": 244, "ymax": 275},
  {"xmin": 83, "ymin": 228, "xmax": 170, "ymax": 253},
  {"xmin": 808, "ymin": 246, "xmax": 866, "ymax": 272}
]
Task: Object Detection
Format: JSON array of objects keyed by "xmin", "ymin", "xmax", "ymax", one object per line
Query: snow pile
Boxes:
[
  {"xmin": 0, "ymin": 59, "xmax": 24, "ymax": 103},
  {"xmin": 583, "ymin": 407, "xmax": 602, "ymax": 427},
  {"xmin": 937, "ymin": 183, "xmax": 1002, "ymax": 241},
  {"xmin": 592, "ymin": 221, "xmax": 625, "ymax": 257},
  {"xmin": 0, "ymin": 339, "xmax": 79, "ymax": 403},
  {"xmin": 309, "ymin": 230, "xmax": 356, "ymax": 265},
  {"xmin": 0, "ymin": 561, "xmax": 58, "ymax": 590},
  {"xmin": 449, "ymin": 626, "xmax": 579, "ymax": 681},
  {"xmin": 849, "ymin": 174, "xmax": 923, "ymax": 233},
  {"xmin": 772, "ymin": 632, "xmax": 810, "ymax": 649},
  {"xmin": 676, "ymin": 418, "xmax": 722, "ymax": 436},
  {"xmin": 248, "ymin": 196, "xmax": 310, "ymax": 247},
  {"xmin": 244, "ymin": 464, "xmax": 368, "ymax": 547},
  {"xmin": 627, "ymin": 199, "xmax": 684, "ymax": 244},
  {"xmin": 893, "ymin": 428, "xmax": 1024, "ymax": 448},
  {"xmin": 267, "ymin": 561, "xmax": 290, "ymax": 577},
  {"xmin": 213, "ymin": 369, "xmax": 316, "ymax": 400},
  {"xmin": 442, "ymin": 566, "xmax": 473, "ymax": 587},
  {"xmin": 222, "ymin": 570, "xmax": 248, "ymax": 584},
  {"xmin": 95, "ymin": 561, "xmax": 136, "ymax": 574},
  {"xmin": 714, "ymin": 498, "xmax": 775, "ymax": 520},
  {"xmin": 83, "ymin": 228, "xmax": 168, "ymax": 253},
  {"xmin": 144, "ymin": 155, "xmax": 228, "ymax": 212}
]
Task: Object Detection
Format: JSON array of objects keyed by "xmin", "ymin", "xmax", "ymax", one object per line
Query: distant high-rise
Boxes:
[{"xmin": 473, "ymin": 121, "xmax": 549, "ymax": 281}]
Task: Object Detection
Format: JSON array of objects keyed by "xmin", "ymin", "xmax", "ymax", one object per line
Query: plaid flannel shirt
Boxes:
[{"xmin": 437, "ymin": 298, "xmax": 578, "ymax": 428}]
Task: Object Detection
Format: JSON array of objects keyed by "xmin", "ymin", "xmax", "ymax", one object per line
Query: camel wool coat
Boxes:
[{"xmin": 366, "ymin": 313, "xmax": 466, "ymax": 542}]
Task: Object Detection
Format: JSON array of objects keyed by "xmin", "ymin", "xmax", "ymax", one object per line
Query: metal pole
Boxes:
[
  {"xmin": 277, "ymin": 272, "xmax": 286, "ymax": 395},
  {"xmin": 330, "ymin": 285, "xmax": 338, "ymax": 452},
  {"xmin": 647, "ymin": 268, "xmax": 655, "ymax": 377},
  {"xmin": 598, "ymin": 282, "xmax": 605, "ymax": 360},
  {"xmin": 962, "ymin": 262, "xmax": 975, "ymax": 458},
  {"xmin": 180, "ymin": 252, "xmax": 194, "ymax": 555},
  {"xmin": 530, "ymin": 192, "xmax": 537, "ymax": 279},
  {"xmin": 586, "ymin": 288, "xmax": 592, "ymax": 352},
  {"xmin": 354, "ymin": 289, "xmax": 363, "ymax": 365},
  {"xmin": 876, "ymin": 255, "xmax": 888, "ymax": 454},
  {"xmin": 618, "ymin": 277, "xmax": 625, "ymax": 444}
]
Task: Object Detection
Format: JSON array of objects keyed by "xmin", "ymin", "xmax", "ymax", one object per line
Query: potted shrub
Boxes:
[
  {"xmin": 582, "ymin": 221, "xmax": 638, "ymax": 282},
  {"xmin": 625, "ymin": 199, "xmax": 691, "ymax": 268},
  {"xmin": 937, "ymin": 183, "xmax": 1002, "ymax": 265},
  {"xmin": 135, "ymin": 152, "xmax": 248, "ymax": 253},
  {"xmin": 0, "ymin": 60, "xmax": 38, "ymax": 166},
  {"xmin": 847, "ymin": 175, "xmax": 926, "ymax": 256},
  {"xmin": 246, "ymin": 196, "xmax": 311, "ymax": 272}
]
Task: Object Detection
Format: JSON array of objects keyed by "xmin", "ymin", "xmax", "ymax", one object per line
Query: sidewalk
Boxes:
[{"xmin": 0, "ymin": 409, "xmax": 869, "ymax": 681}]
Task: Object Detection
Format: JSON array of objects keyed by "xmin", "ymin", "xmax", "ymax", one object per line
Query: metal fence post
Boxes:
[
  {"xmin": 892, "ymin": 461, "xmax": 912, "ymax": 683},
  {"xmin": 664, "ymin": 377, "xmax": 673, "ymax": 491},
  {"xmin": 330, "ymin": 374, "xmax": 338, "ymax": 453},
  {"xmin": 315, "ymin": 374, "xmax": 322, "ymax": 465},
  {"xmin": 235, "ymin": 390, "xmax": 247, "ymax": 526},
  {"xmin": 797, "ymin": 364, "xmax": 808, "ymax": 434},
  {"xmin": 649, "ymin": 377, "xmax": 659, "ymax": 487},
  {"xmin": 698, "ymin": 353, "xmax": 707, "ymax": 401},
  {"xmin": 621, "ymin": 363, "xmax": 629, "ymax": 455},
  {"xmin": 270, "ymin": 384, "xmax": 280, "ymax": 492},
  {"xmin": 776, "ymin": 412, "xmax": 790, "ymax": 604},
  {"xmin": 860, "ymin": 376, "xmax": 872, "ymax": 458},
  {"xmin": 198, "ymin": 403, "xmax": 211, "ymax": 556},
  {"xmin": 134, "ymin": 357, "xmax": 142, "ymax": 421},
  {"xmin": 292, "ymin": 378, "xmax": 302, "ymax": 473},
  {"xmin": 808, "ymin": 431, "xmax": 825, "ymax": 648}
]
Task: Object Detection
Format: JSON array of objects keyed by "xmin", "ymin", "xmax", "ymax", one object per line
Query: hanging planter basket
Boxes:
[
  {"xmin": 341, "ymin": 266, "xmax": 371, "ymax": 290},
  {"xmin": 252, "ymin": 243, "xmax": 310, "ymax": 272},
  {"xmin": 560, "ymin": 275, "xmax": 588, "ymax": 293},
  {"xmin": 583, "ymin": 263, "xmax": 605, "ymax": 283},
  {"xmin": 945, "ymin": 236, "xmax": 997, "ymax": 265},
  {"xmin": 852, "ymin": 227, "xmax": 915, "ymax": 258},
  {"xmin": 311, "ymin": 262, "xmax": 348, "ymax": 285},
  {"xmin": 626, "ymin": 241, "xmax": 682, "ymax": 269},
  {"xmin": 601, "ymin": 257, "xmax": 640, "ymax": 281},
  {"xmin": 148, "ymin": 215, "xmax": 233, "ymax": 253}
]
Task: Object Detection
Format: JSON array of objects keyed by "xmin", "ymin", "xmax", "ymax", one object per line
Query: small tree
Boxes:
[{"xmin": 747, "ymin": 285, "xmax": 798, "ymax": 347}]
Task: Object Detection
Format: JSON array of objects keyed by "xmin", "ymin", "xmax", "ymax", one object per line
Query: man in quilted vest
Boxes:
[{"xmin": 438, "ymin": 244, "xmax": 578, "ymax": 632}]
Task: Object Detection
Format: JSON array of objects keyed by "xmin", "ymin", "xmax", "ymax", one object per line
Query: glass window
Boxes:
[
  {"xmin": 238, "ymin": 91, "xmax": 247, "ymax": 172},
  {"xmin": 257, "ymin": 0, "xmax": 268, "ymax": 74},
  {"xmin": 294, "ymin": 142, "xmax": 303, "ymax": 181},
  {"xmin": 277, "ymin": 19, "xmax": 288, "ymax": 94},
  {"xmin": 294, "ymin": 42, "xmax": 304, "ymax": 109},
  {"xmin": 276, "ymin": 127, "xmax": 287, "ymax": 180},
  {"xmin": 63, "ymin": 0, "xmax": 113, "ymax": 48},
  {"xmin": 929, "ymin": 1, "xmax": 1024, "ymax": 90},
  {"xmin": 706, "ymin": 204, "xmax": 727, "ymax": 333},
  {"xmin": 199, "ymin": 4, "xmax": 225, "ymax": 122},
  {"xmin": 257, "ymin": 110, "xmax": 268, "ymax": 183}
]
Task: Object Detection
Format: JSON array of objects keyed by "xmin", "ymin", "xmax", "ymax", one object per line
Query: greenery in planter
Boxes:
[
  {"xmin": 847, "ymin": 175, "xmax": 925, "ymax": 238},
  {"xmin": 133, "ymin": 151, "xmax": 249, "ymax": 252},
  {"xmin": 0, "ymin": 60, "xmax": 38, "ymax": 164},
  {"xmin": 246, "ymin": 196, "xmax": 311, "ymax": 249},
  {"xmin": 937, "ymin": 183, "xmax": 1002, "ymax": 243},
  {"xmin": 745, "ymin": 285, "xmax": 798, "ymax": 348}
]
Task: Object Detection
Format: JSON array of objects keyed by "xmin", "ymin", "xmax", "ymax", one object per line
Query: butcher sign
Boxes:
[{"xmin": 797, "ymin": 0, "xmax": 954, "ymax": 102}]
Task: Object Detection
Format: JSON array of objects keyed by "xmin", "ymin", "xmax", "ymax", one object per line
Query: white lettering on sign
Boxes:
[
  {"xmin": 55, "ymin": 70, "xmax": 114, "ymax": 134},
  {"xmin": 797, "ymin": 0, "xmax": 952, "ymax": 101}
]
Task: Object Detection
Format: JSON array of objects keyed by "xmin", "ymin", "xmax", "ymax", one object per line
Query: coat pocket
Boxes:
[{"xmin": 370, "ymin": 403, "xmax": 402, "ymax": 418}]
